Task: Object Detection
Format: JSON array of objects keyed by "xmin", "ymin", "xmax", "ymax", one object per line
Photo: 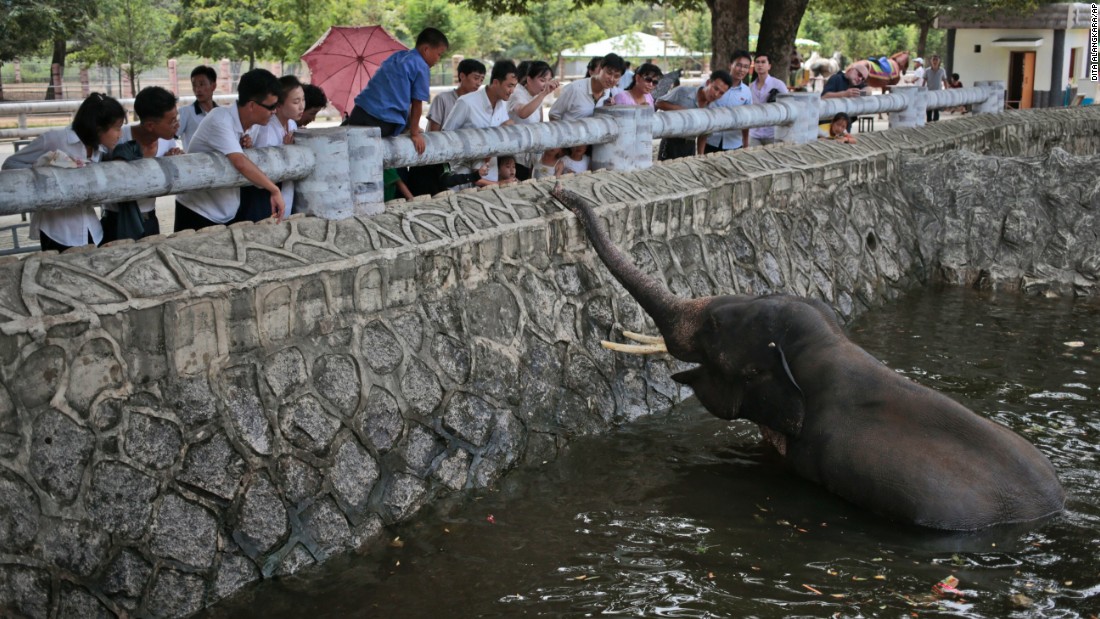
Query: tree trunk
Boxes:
[
  {"xmin": 0, "ymin": 66, "xmax": 5, "ymax": 101},
  {"xmin": 757, "ymin": 0, "xmax": 811, "ymax": 83},
  {"xmin": 917, "ymin": 21, "xmax": 930, "ymax": 58},
  {"xmin": 44, "ymin": 38, "xmax": 67, "ymax": 100},
  {"xmin": 707, "ymin": 0, "xmax": 750, "ymax": 71}
]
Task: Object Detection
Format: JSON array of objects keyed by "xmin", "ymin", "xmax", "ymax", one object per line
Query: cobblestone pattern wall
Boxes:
[{"xmin": 0, "ymin": 108, "xmax": 1098, "ymax": 618}]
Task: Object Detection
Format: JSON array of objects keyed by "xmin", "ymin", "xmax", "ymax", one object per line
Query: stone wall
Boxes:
[{"xmin": 1, "ymin": 107, "xmax": 1099, "ymax": 618}]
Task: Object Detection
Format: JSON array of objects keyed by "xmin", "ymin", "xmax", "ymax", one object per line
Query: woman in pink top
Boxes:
[{"xmin": 611, "ymin": 62, "xmax": 663, "ymax": 108}]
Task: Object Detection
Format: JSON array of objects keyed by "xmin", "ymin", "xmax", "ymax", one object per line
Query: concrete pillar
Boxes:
[
  {"xmin": 122, "ymin": 65, "xmax": 133, "ymax": 99},
  {"xmin": 80, "ymin": 67, "xmax": 90, "ymax": 98},
  {"xmin": 51, "ymin": 63, "xmax": 63, "ymax": 99},
  {"xmin": 451, "ymin": 55, "xmax": 464, "ymax": 84},
  {"xmin": 294, "ymin": 127, "xmax": 385, "ymax": 219},
  {"xmin": 887, "ymin": 85, "xmax": 925, "ymax": 128},
  {"xmin": 591, "ymin": 105, "xmax": 653, "ymax": 172},
  {"xmin": 14, "ymin": 60, "xmax": 21, "ymax": 83},
  {"xmin": 973, "ymin": 81, "xmax": 1005, "ymax": 114},
  {"xmin": 775, "ymin": 91, "xmax": 820, "ymax": 144},
  {"xmin": 219, "ymin": 59, "xmax": 231, "ymax": 93},
  {"xmin": 168, "ymin": 59, "xmax": 178, "ymax": 95}
]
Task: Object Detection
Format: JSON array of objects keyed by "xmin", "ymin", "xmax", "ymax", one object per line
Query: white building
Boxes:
[
  {"xmin": 937, "ymin": 3, "xmax": 1097, "ymax": 108},
  {"xmin": 560, "ymin": 32, "xmax": 705, "ymax": 78}
]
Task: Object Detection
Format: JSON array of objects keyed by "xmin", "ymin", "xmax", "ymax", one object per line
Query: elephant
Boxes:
[{"xmin": 551, "ymin": 185, "xmax": 1065, "ymax": 531}]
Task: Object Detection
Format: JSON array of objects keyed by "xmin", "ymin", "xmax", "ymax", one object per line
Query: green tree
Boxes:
[
  {"xmin": 173, "ymin": 0, "xmax": 293, "ymax": 71},
  {"xmin": 0, "ymin": 0, "xmax": 56, "ymax": 99},
  {"xmin": 521, "ymin": 0, "xmax": 604, "ymax": 66},
  {"xmin": 811, "ymin": 0, "xmax": 1038, "ymax": 58},
  {"xmin": 755, "ymin": 0, "xmax": 810, "ymax": 81},
  {"xmin": 32, "ymin": 0, "xmax": 99, "ymax": 99},
  {"xmin": 75, "ymin": 0, "xmax": 175, "ymax": 95},
  {"xmin": 667, "ymin": 9, "xmax": 711, "ymax": 67}
]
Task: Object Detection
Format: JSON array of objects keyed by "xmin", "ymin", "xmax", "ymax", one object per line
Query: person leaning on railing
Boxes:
[{"xmin": 2, "ymin": 93, "xmax": 127, "ymax": 252}]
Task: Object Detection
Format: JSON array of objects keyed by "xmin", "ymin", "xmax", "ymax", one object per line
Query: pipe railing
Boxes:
[
  {"xmin": 0, "ymin": 95, "xmax": 241, "ymax": 140},
  {"xmin": 0, "ymin": 83, "xmax": 1009, "ymax": 231}
]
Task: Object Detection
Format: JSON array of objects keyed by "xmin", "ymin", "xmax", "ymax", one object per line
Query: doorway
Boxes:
[{"xmin": 1007, "ymin": 51, "xmax": 1036, "ymax": 109}]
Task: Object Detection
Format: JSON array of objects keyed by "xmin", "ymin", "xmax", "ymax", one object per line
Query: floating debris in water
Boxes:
[
  {"xmin": 932, "ymin": 575, "xmax": 960, "ymax": 597},
  {"xmin": 1028, "ymin": 391, "xmax": 1087, "ymax": 401},
  {"xmin": 1064, "ymin": 341, "xmax": 1085, "ymax": 348}
]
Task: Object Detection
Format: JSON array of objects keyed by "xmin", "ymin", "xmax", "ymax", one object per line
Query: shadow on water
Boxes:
[{"xmin": 201, "ymin": 287, "xmax": 1100, "ymax": 618}]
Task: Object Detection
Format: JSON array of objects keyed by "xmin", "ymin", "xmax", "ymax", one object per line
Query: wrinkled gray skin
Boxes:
[{"xmin": 553, "ymin": 185, "xmax": 1065, "ymax": 530}]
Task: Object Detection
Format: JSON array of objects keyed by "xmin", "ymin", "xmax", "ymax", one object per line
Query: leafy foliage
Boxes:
[
  {"xmin": 173, "ymin": 0, "xmax": 294, "ymax": 68},
  {"xmin": 0, "ymin": 0, "xmax": 57, "ymax": 62},
  {"xmin": 74, "ymin": 0, "xmax": 175, "ymax": 92}
]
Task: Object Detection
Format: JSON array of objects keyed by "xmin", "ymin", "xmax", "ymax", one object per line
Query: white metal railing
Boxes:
[{"xmin": 0, "ymin": 83, "xmax": 1012, "ymax": 254}]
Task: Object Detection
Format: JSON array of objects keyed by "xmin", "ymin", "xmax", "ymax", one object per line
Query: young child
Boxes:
[
  {"xmin": 384, "ymin": 169, "xmax": 414, "ymax": 201},
  {"xmin": 496, "ymin": 155, "xmax": 518, "ymax": 186},
  {"xmin": 819, "ymin": 112, "xmax": 856, "ymax": 143},
  {"xmin": 178, "ymin": 65, "xmax": 218, "ymax": 151},
  {"xmin": 560, "ymin": 145, "xmax": 590, "ymax": 175},
  {"xmin": 298, "ymin": 83, "xmax": 328, "ymax": 127},
  {"xmin": 348, "ymin": 27, "xmax": 449, "ymax": 155},
  {"xmin": 101, "ymin": 86, "xmax": 183, "ymax": 243},
  {"xmin": 2, "ymin": 93, "xmax": 126, "ymax": 251},
  {"xmin": 239, "ymin": 75, "xmax": 305, "ymax": 220},
  {"xmin": 533, "ymin": 148, "xmax": 566, "ymax": 179}
]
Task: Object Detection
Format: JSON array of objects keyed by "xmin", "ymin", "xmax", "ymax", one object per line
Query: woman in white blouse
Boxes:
[
  {"xmin": 2, "ymin": 93, "xmax": 127, "ymax": 252},
  {"xmin": 508, "ymin": 61, "xmax": 559, "ymax": 180}
]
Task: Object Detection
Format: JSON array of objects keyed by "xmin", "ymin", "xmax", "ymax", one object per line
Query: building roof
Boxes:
[
  {"xmin": 561, "ymin": 32, "xmax": 703, "ymax": 59},
  {"xmin": 936, "ymin": 2, "xmax": 1093, "ymax": 29}
]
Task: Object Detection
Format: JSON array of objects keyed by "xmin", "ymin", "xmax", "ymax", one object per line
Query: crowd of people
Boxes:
[{"xmin": 5, "ymin": 25, "xmax": 907, "ymax": 253}]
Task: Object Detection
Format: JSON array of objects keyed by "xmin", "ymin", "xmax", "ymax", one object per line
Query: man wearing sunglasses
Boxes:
[
  {"xmin": 175, "ymin": 68, "xmax": 286, "ymax": 231},
  {"xmin": 822, "ymin": 62, "xmax": 870, "ymax": 99}
]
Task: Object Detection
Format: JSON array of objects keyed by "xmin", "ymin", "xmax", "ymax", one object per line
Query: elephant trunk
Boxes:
[{"xmin": 552, "ymin": 184, "xmax": 703, "ymax": 361}]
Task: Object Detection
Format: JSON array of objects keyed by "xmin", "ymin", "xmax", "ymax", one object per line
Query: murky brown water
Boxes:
[{"xmin": 202, "ymin": 287, "xmax": 1100, "ymax": 618}]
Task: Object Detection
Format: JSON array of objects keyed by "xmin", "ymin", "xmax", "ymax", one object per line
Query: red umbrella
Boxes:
[{"xmin": 301, "ymin": 26, "xmax": 409, "ymax": 117}]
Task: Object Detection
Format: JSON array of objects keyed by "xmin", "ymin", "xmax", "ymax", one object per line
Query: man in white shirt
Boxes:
[
  {"xmin": 441, "ymin": 60, "xmax": 518, "ymax": 188},
  {"xmin": 175, "ymin": 69, "xmax": 286, "ymax": 231},
  {"xmin": 177, "ymin": 65, "xmax": 219, "ymax": 151},
  {"xmin": 705, "ymin": 50, "xmax": 753, "ymax": 153},
  {"xmin": 748, "ymin": 51, "xmax": 789, "ymax": 146},
  {"xmin": 548, "ymin": 53, "xmax": 626, "ymax": 121}
]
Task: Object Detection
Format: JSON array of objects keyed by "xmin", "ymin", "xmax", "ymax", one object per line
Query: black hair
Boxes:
[
  {"xmin": 490, "ymin": 59, "xmax": 518, "ymax": 84},
  {"xmin": 236, "ymin": 68, "xmax": 282, "ymax": 108},
  {"xmin": 951, "ymin": 73, "xmax": 960, "ymax": 81},
  {"xmin": 133, "ymin": 86, "xmax": 177, "ymax": 122},
  {"xmin": 729, "ymin": 49, "xmax": 752, "ymax": 65},
  {"xmin": 458, "ymin": 58, "xmax": 487, "ymax": 77},
  {"xmin": 586, "ymin": 57, "xmax": 602, "ymax": 76},
  {"xmin": 626, "ymin": 62, "xmax": 662, "ymax": 90},
  {"xmin": 831, "ymin": 112, "xmax": 851, "ymax": 128},
  {"xmin": 416, "ymin": 28, "xmax": 449, "ymax": 48},
  {"xmin": 190, "ymin": 65, "xmax": 217, "ymax": 83},
  {"xmin": 72, "ymin": 92, "xmax": 126, "ymax": 149},
  {"xmin": 515, "ymin": 60, "xmax": 531, "ymax": 84},
  {"xmin": 498, "ymin": 154, "xmax": 516, "ymax": 164},
  {"xmin": 525, "ymin": 60, "xmax": 554, "ymax": 81},
  {"xmin": 753, "ymin": 51, "xmax": 770, "ymax": 63},
  {"xmin": 709, "ymin": 70, "xmax": 734, "ymax": 87},
  {"xmin": 277, "ymin": 75, "xmax": 303, "ymax": 103},
  {"xmin": 600, "ymin": 53, "xmax": 627, "ymax": 74},
  {"xmin": 303, "ymin": 83, "xmax": 327, "ymax": 109}
]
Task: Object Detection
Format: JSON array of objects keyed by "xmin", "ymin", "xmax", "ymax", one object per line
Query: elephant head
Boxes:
[{"xmin": 552, "ymin": 184, "xmax": 1065, "ymax": 530}]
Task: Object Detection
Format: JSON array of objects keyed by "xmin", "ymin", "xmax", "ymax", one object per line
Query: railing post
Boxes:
[
  {"xmin": 168, "ymin": 59, "xmax": 178, "ymax": 95},
  {"xmin": 294, "ymin": 126, "xmax": 385, "ymax": 220},
  {"xmin": 775, "ymin": 91, "xmax": 820, "ymax": 144},
  {"xmin": 592, "ymin": 105, "xmax": 653, "ymax": 172},
  {"xmin": 973, "ymin": 80, "xmax": 1006, "ymax": 114},
  {"xmin": 887, "ymin": 85, "xmax": 925, "ymax": 128}
]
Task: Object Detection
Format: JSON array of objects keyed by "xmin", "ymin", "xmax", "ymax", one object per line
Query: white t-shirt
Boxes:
[
  {"xmin": 560, "ymin": 153, "xmax": 589, "ymax": 175},
  {"xmin": 508, "ymin": 84, "xmax": 544, "ymax": 168},
  {"xmin": 1, "ymin": 127, "xmax": 107, "ymax": 246},
  {"xmin": 178, "ymin": 100, "xmax": 216, "ymax": 151},
  {"xmin": 427, "ymin": 89, "xmax": 460, "ymax": 129},
  {"xmin": 177, "ymin": 105, "xmax": 246, "ymax": 223},
  {"xmin": 548, "ymin": 78, "xmax": 610, "ymax": 121},
  {"xmin": 442, "ymin": 88, "xmax": 510, "ymax": 177},
  {"xmin": 248, "ymin": 116, "xmax": 298, "ymax": 212}
]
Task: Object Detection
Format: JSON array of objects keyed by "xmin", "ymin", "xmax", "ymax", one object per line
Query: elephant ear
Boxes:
[
  {"xmin": 739, "ymin": 342, "xmax": 806, "ymax": 437},
  {"xmin": 672, "ymin": 366, "xmax": 740, "ymax": 420}
]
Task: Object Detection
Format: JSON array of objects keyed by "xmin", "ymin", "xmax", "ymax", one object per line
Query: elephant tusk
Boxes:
[
  {"xmin": 622, "ymin": 331, "xmax": 665, "ymax": 345},
  {"xmin": 600, "ymin": 340, "xmax": 669, "ymax": 355}
]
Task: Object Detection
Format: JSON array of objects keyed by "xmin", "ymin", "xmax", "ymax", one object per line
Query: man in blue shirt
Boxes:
[
  {"xmin": 705, "ymin": 50, "xmax": 753, "ymax": 153},
  {"xmin": 347, "ymin": 28, "xmax": 449, "ymax": 155}
]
